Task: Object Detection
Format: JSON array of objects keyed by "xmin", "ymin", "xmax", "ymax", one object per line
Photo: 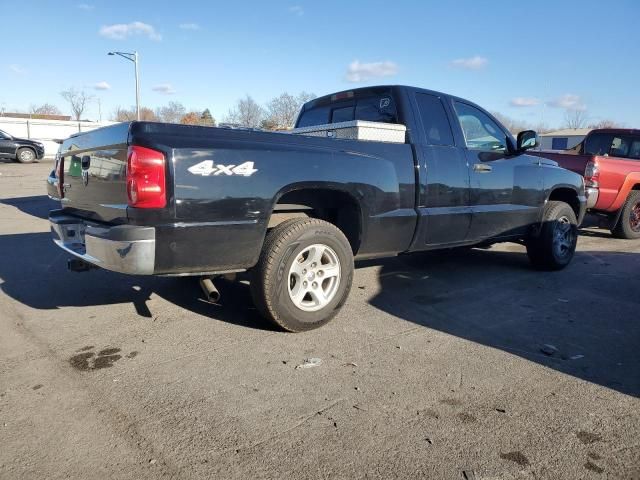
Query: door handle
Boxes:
[{"xmin": 473, "ymin": 163, "xmax": 492, "ymax": 173}]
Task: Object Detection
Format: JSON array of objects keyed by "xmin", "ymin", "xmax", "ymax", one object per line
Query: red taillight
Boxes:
[
  {"xmin": 126, "ymin": 146, "xmax": 166, "ymax": 208},
  {"xmin": 55, "ymin": 154, "xmax": 64, "ymax": 198},
  {"xmin": 584, "ymin": 160, "xmax": 599, "ymax": 188}
]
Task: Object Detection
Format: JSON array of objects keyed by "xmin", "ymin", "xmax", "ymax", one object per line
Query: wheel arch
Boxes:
[
  {"xmin": 16, "ymin": 145, "xmax": 37, "ymax": 160},
  {"xmin": 268, "ymin": 184, "xmax": 364, "ymax": 255},
  {"xmin": 547, "ymin": 186, "xmax": 581, "ymax": 219}
]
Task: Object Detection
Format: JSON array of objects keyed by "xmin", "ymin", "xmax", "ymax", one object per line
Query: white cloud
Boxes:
[
  {"xmin": 77, "ymin": 3, "xmax": 93, "ymax": 10},
  {"xmin": 345, "ymin": 60, "xmax": 398, "ymax": 83},
  {"xmin": 179, "ymin": 23, "xmax": 200, "ymax": 30},
  {"xmin": 289, "ymin": 5, "xmax": 304, "ymax": 16},
  {"xmin": 450, "ymin": 55, "xmax": 488, "ymax": 70},
  {"xmin": 93, "ymin": 81, "xmax": 111, "ymax": 91},
  {"xmin": 510, "ymin": 97, "xmax": 540, "ymax": 107},
  {"xmin": 152, "ymin": 83, "xmax": 176, "ymax": 95},
  {"xmin": 547, "ymin": 94, "xmax": 586, "ymax": 111},
  {"xmin": 8, "ymin": 64, "xmax": 26, "ymax": 74},
  {"xmin": 99, "ymin": 21, "xmax": 161, "ymax": 41}
]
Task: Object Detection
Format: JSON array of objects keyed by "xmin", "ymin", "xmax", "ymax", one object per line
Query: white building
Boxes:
[
  {"xmin": 0, "ymin": 116, "xmax": 116, "ymax": 158},
  {"xmin": 538, "ymin": 128, "xmax": 591, "ymax": 151}
]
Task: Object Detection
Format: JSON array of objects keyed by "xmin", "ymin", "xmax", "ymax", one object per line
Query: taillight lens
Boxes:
[
  {"xmin": 584, "ymin": 160, "xmax": 599, "ymax": 188},
  {"xmin": 126, "ymin": 146, "xmax": 166, "ymax": 208},
  {"xmin": 55, "ymin": 153, "xmax": 64, "ymax": 198}
]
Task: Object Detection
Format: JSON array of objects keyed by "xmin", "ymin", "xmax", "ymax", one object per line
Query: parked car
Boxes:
[
  {"xmin": 47, "ymin": 85, "xmax": 586, "ymax": 331},
  {"xmin": 531, "ymin": 129, "xmax": 640, "ymax": 238},
  {"xmin": 0, "ymin": 128, "xmax": 45, "ymax": 163}
]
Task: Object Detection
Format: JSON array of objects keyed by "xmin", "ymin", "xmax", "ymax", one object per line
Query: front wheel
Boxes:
[
  {"xmin": 610, "ymin": 191, "xmax": 640, "ymax": 239},
  {"xmin": 250, "ymin": 218, "xmax": 354, "ymax": 332},
  {"xmin": 526, "ymin": 201, "xmax": 578, "ymax": 271},
  {"xmin": 16, "ymin": 148, "xmax": 36, "ymax": 163}
]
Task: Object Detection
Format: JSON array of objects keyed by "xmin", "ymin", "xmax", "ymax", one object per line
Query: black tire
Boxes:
[
  {"xmin": 526, "ymin": 201, "xmax": 578, "ymax": 271},
  {"xmin": 610, "ymin": 191, "xmax": 640, "ymax": 239},
  {"xmin": 250, "ymin": 218, "xmax": 354, "ymax": 332},
  {"xmin": 16, "ymin": 147, "xmax": 36, "ymax": 163}
]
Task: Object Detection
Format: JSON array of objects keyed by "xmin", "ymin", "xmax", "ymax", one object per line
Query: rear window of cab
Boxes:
[{"xmin": 296, "ymin": 94, "xmax": 398, "ymax": 128}]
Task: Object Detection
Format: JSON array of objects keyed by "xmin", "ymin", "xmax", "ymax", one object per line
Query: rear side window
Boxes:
[{"xmin": 415, "ymin": 93, "xmax": 454, "ymax": 146}]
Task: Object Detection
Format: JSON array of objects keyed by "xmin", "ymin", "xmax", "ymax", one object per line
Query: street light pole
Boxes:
[
  {"xmin": 108, "ymin": 50, "xmax": 140, "ymax": 121},
  {"xmin": 134, "ymin": 51, "xmax": 140, "ymax": 121}
]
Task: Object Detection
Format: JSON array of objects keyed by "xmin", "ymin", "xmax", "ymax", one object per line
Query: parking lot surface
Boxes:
[{"xmin": 1, "ymin": 160, "xmax": 639, "ymax": 479}]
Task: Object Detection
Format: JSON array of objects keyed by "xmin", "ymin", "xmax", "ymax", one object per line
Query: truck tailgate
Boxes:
[{"xmin": 58, "ymin": 123, "xmax": 131, "ymax": 223}]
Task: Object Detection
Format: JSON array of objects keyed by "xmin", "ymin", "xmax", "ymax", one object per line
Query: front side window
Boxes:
[
  {"xmin": 454, "ymin": 102, "xmax": 507, "ymax": 152},
  {"xmin": 0, "ymin": 130, "xmax": 10, "ymax": 140}
]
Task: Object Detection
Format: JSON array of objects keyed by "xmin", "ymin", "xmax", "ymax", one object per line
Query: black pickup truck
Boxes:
[{"xmin": 48, "ymin": 85, "xmax": 586, "ymax": 331}]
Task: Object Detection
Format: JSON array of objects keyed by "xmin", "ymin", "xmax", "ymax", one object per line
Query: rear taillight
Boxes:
[
  {"xmin": 584, "ymin": 160, "xmax": 599, "ymax": 188},
  {"xmin": 126, "ymin": 146, "xmax": 166, "ymax": 208},
  {"xmin": 55, "ymin": 154, "xmax": 64, "ymax": 198}
]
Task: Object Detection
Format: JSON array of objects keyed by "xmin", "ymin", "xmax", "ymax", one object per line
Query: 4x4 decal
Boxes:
[{"xmin": 188, "ymin": 160, "xmax": 258, "ymax": 177}]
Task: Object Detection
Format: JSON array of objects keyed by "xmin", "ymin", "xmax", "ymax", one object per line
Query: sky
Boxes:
[{"xmin": 1, "ymin": 0, "xmax": 639, "ymax": 129}]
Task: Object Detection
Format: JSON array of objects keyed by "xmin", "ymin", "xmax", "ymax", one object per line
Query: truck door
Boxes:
[
  {"xmin": 451, "ymin": 101, "xmax": 543, "ymax": 241},
  {"xmin": 410, "ymin": 92, "xmax": 471, "ymax": 247}
]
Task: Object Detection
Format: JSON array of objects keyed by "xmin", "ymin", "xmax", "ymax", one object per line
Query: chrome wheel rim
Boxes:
[
  {"xmin": 629, "ymin": 202, "xmax": 640, "ymax": 232},
  {"xmin": 552, "ymin": 216, "xmax": 575, "ymax": 259},
  {"xmin": 288, "ymin": 244, "xmax": 341, "ymax": 312},
  {"xmin": 20, "ymin": 150, "xmax": 34, "ymax": 161}
]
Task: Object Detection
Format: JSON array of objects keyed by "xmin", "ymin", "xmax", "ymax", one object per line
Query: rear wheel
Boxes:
[
  {"xmin": 16, "ymin": 148, "xmax": 36, "ymax": 163},
  {"xmin": 250, "ymin": 218, "xmax": 354, "ymax": 332},
  {"xmin": 526, "ymin": 201, "xmax": 578, "ymax": 270},
  {"xmin": 611, "ymin": 191, "xmax": 640, "ymax": 239}
]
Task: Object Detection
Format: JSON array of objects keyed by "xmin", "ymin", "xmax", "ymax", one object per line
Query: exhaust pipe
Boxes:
[
  {"xmin": 67, "ymin": 258, "xmax": 97, "ymax": 272},
  {"xmin": 199, "ymin": 277, "xmax": 221, "ymax": 303}
]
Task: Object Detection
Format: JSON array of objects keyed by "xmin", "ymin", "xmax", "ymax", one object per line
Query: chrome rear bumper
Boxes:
[{"xmin": 50, "ymin": 212, "xmax": 155, "ymax": 275}]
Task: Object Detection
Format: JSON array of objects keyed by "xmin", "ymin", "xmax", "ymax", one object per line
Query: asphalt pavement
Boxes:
[{"xmin": 1, "ymin": 160, "xmax": 638, "ymax": 479}]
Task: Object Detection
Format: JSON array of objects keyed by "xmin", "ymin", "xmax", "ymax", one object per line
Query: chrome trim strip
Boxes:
[{"xmin": 168, "ymin": 219, "xmax": 259, "ymax": 228}]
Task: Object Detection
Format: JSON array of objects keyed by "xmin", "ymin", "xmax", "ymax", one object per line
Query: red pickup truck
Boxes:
[{"xmin": 533, "ymin": 129, "xmax": 640, "ymax": 238}]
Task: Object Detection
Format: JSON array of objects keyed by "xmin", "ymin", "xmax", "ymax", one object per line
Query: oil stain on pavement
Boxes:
[{"xmin": 69, "ymin": 346, "xmax": 128, "ymax": 371}]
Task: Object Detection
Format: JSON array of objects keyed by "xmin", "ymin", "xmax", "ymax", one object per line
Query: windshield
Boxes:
[{"xmin": 0, "ymin": 129, "xmax": 11, "ymax": 140}]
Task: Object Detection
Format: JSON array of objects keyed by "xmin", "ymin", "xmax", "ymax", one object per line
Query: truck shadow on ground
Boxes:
[
  {"xmin": 366, "ymin": 247, "xmax": 640, "ymax": 398},
  {"xmin": 0, "ymin": 231, "xmax": 276, "ymax": 332},
  {"xmin": 0, "ymin": 195, "xmax": 56, "ymax": 220}
]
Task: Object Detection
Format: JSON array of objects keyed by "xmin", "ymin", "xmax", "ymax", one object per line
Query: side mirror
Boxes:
[{"xmin": 517, "ymin": 130, "xmax": 539, "ymax": 151}]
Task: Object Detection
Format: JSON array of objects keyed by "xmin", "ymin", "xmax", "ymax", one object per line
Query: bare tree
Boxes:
[
  {"xmin": 264, "ymin": 91, "xmax": 317, "ymax": 129},
  {"xmin": 564, "ymin": 110, "xmax": 588, "ymax": 129},
  {"xmin": 156, "ymin": 101, "xmax": 187, "ymax": 123},
  {"xmin": 225, "ymin": 95, "xmax": 265, "ymax": 128},
  {"xmin": 30, "ymin": 103, "xmax": 62, "ymax": 116},
  {"xmin": 491, "ymin": 111, "xmax": 533, "ymax": 135},
  {"xmin": 60, "ymin": 88, "xmax": 93, "ymax": 120},
  {"xmin": 588, "ymin": 119, "xmax": 622, "ymax": 129},
  {"xmin": 112, "ymin": 106, "xmax": 157, "ymax": 122}
]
